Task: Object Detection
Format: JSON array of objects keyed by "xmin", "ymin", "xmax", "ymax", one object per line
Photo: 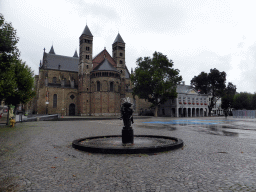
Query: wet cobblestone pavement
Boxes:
[{"xmin": 1, "ymin": 117, "xmax": 256, "ymax": 191}]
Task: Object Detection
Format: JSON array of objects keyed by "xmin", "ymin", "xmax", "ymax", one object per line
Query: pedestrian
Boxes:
[{"xmin": 224, "ymin": 111, "xmax": 228, "ymax": 119}]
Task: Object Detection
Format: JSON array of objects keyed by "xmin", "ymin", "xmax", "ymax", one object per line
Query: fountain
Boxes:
[{"xmin": 72, "ymin": 98, "xmax": 183, "ymax": 154}]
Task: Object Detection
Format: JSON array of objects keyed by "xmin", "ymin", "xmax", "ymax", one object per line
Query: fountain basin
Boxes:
[{"xmin": 72, "ymin": 135, "xmax": 183, "ymax": 154}]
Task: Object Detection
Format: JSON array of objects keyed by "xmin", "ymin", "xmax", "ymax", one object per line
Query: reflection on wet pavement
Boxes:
[{"xmin": 142, "ymin": 119, "xmax": 256, "ymax": 139}]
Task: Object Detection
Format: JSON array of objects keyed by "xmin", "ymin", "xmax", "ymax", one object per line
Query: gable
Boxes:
[
  {"xmin": 92, "ymin": 49, "xmax": 117, "ymax": 69},
  {"xmin": 187, "ymin": 89, "xmax": 198, "ymax": 95}
]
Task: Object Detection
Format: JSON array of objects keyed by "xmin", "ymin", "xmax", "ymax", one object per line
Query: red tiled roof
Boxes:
[{"xmin": 92, "ymin": 49, "xmax": 117, "ymax": 69}]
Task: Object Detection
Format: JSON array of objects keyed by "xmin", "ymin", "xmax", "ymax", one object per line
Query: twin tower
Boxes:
[{"xmin": 78, "ymin": 25, "xmax": 130, "ymax": 115}]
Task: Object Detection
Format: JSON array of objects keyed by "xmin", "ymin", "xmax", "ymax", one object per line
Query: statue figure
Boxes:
[
  {"xmin": 120, "ymin": 102, "xmax": 134, "ymax": 129},
  {"xmin": 120, "ymin": 97, "xmax": 134, "ymax": 144}
]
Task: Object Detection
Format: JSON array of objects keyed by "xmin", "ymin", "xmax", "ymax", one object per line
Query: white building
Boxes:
[
  {"xmin": 211, "ymin": 98, "xmax": 223, "ymax": 116},
  {"xmin": 158, "ymin": 82, "xmax": 209, "ymax": 117}
]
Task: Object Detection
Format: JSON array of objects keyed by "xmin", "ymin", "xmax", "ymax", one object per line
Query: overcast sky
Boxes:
[{"xmin": 1, "ymin": 0, "xmax": 256, "ymax": 93}]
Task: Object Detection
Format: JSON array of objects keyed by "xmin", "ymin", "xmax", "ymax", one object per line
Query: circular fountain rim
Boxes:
[{"xmin": 72, "ymin": 135, "xmax": 183, "ymax": 154}]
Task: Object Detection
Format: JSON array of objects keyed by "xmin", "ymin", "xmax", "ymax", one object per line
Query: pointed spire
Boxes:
[
  {"xmin": 49, "ymin": 45, "xmax": 55, "ymax": 54},
  {"xmin": 73, "ymin": 50, "xmax": 78, "ymax": 57},
  {"xmin": 81, "ymin": 25, "xmax": 93, "ymax": 36},
  {"xmin": 113, "ymin": 33, "xmax": 125, "ymax": 44}
]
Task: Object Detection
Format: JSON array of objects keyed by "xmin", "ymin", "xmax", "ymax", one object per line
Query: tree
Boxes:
[
  {"xmin": 233, "ymin": 92, "xmax": 253, "ymax": 110},
  {"xmin": 221, "ymin": 82, "xmax": 236, "ymax": 112},
  {"xmin": 131, "ymin": 51, "xmax": 182, "ymax": 117},
  {"xmin": 191, "ymin": 68, "xmax": 226, "ymax": 116},
  {"xmin": 0, "ymin": 14, "xmax": 35, "ymax": 124}
]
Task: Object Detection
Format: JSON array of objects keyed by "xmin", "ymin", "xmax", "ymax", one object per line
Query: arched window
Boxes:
[
  {"xmin": 97, "ymin": 81, "xmax": 100, "ymax": 91},
  {"xmin": 119, "ymin": 60, "xmax": 123, "ymax": 64},
  {"xmin": 52, "ymin": 77, "xmax": 56, "ymax": 84},
  {"xmin": 110, "ymin": 82, "xmax": 114, "ymax": 92},
  {"xmin": 53, "ymin": 94, "xmax": 57, "ymax": 108}
]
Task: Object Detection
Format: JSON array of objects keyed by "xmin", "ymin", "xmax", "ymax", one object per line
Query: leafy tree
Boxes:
[
  {"xmin": 221, "ymin": 82, "xmax": 236, "ymax": 111},
  {"xmin": 0, "ymin": 14, "xmax": 35, "ymax": 124},
  {"xmin": 191, "ymin": 68, "xmax": 226, "ymax": 116},
  {"xmin": 131, "ymin": 51, "xmax": 182, "ymax": 117},
  {"xmin": 233, "ymin": 92, "xmax": 253, "ymax": 110},
  {"xmin": 251, "ymin": 93, "xmax": 256, "ymax": 110},
  {"xmin": 0, "ymin": 13, "xmax": 20, "ymax": 69}
]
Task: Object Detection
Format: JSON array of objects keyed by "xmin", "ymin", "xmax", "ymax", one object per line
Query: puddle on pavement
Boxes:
[
  {"xmin": 199, "ymin": 124, "xmax": 256, "ymax": 139},
  {"xmin": 142, "ymin": 120, "xmax": 256, "ymax": 139}
]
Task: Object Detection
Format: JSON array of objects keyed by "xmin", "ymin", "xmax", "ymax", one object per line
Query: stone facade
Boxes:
[{"xmin": 35, "ymin": 25, "xmax": 151, "ymax": 116}]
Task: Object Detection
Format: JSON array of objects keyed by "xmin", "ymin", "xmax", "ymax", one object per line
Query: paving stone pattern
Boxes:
[{"xmin": 1, "ymin": 117, "xmax": 256, "ymax": 191}]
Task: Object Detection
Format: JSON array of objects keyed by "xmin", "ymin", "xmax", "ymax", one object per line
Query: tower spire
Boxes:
[
  {"xmin": 81, "ymin": 24, "xmax": 93, "ymax": 36},
  {"xmin": 73, "ymin": 49, "xmax": 78, "ymax": 57},
  {"xmin": 49, "ymin": 45, "xmax": 55, "ymax": 54}
]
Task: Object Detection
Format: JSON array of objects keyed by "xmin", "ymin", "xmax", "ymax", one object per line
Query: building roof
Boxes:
[
  {"xmin": 49, "ymin": 45, "xmax": 55, "ymax": 54},
  {"xmin": 93, "ymin": 58, "xmax": 118, "ymax": 72},
  {"xmin": 113, "ymin": 33, "xmax": 125, "ymax": 44},
  {"xmin": 73, "ymin": 50, "xmax": 78, "ymax": 57},
  {"xmin": 92, "ymin": 49, "xmax": 117, "ymax": 69},
  {"xmin": 177, "ymin": 84, "xmax": 209, "ymax": 96},
  {"xmin": 81, "ymin": 25, "xmax": 93, "ymax": 36},
  {"xmin": 44, "ymin": 53, "xmax": 79, "ymax": 72},
  {"xmin": 125, "ymin": 66, "xmax": 130, "ymax": 78}
]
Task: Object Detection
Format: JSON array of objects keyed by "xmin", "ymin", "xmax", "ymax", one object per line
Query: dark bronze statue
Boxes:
[
  {"xmin": 120, "ymin": 99, "xmax": 134, "ymax": 144},
  {"xmin": 120, "ymin": 102, "xmax": 134, "ymax": 129}
]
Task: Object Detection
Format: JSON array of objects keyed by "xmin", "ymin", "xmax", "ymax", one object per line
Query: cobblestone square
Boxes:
[{"xmin": 1, "ymin": 117, "xmax": 256, "ymax": 191}]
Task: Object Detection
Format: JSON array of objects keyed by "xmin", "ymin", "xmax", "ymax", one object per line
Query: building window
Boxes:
[
  {"xmin": 86, "ymin": 46, "xmax": 90, "ymax": 51},
  {"xmin": 110, "ymin": 82, "xmax": 114, "ymax": 92},
  {"xmin": 86, "ymin": 55, "xmax": 89, "ymax": 59},
  {"xmin": 53, "ymin": 94, "xmax": 57, "ymax": 108},
  {"xmin": 120, "ymin": 60, "xmax": 123, "ymax": 64},
  {"xmin": 120, "ymin": 52, "xmax": 123, "ymax": 56},
  {"xmin": 52, "ymin": 77, "xmax": 56, "ymax": 84},
  {"xmin": 87, "ymin": 65, "xmax": 89, "ymax": 69},
  {"xmin": 70, "ymin": 95, "xmax": 75, "ymax": 100},
  {"xmin": 97, "ymin": 81, "xmax": 100, "ymax": 91}
]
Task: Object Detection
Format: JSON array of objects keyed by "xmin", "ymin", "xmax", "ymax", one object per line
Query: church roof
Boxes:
[
  {"xmin": 44, "ymin": 53, "xmax": 79, "ymax": 72},
  {"xmin": 73, "ymin": 50, "xmax": 78, "ymax": 57},
  {"xmin": 92, "ymin": 49, "xmax": 117, "ymax": 69},
  {"xmin": 49, "ymin": 45, "xmax": 55, "ymax": 54},
  {"xmin": 113, "ymin": 33, "xmax": 125, "ymax": 44},
  {"xmin": 81, "ymin": 25, "xmax": 93, "ymax": 36},
  {"xmin": 93, "ymin": 58, "xmax": 118, "ymax": 72}
]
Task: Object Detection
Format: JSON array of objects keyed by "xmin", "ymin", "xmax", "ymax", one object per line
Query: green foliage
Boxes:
[
  {"xmin": 191, "ymin": 68, "xmax": 226, "ymax": 115},
  {"xmin": 131, "ymin": 51, "xmax": 182, "ymax": 110},
  {"xmin": 0, "ymin": 14, "xmax": 35, "ymax": 107},
  {"xmin": 0, "ymin": 13, "xmax": 20, "ymax": 69},
  {"xmin": 233, "ymin": 92, "xmax": 256, "ymax": 110},
  {"xmin": 221, "ymin": 82, "xmax": 236, "ymax": 110}
]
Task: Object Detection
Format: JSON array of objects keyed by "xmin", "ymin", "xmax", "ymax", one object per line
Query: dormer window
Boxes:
[{"xmin": 58, "ymin": 65, "xmax": 61, "ymax": 70}]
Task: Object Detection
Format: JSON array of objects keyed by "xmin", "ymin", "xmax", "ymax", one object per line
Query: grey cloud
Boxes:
[{"xmin": 132, "ymin": 1, "xmax": 185, "ymax": 33}]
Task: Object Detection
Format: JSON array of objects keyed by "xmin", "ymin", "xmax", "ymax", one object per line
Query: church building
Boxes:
[{"xmin": 34, "ymin": 25, "xmax": 150, "ymax": 116}]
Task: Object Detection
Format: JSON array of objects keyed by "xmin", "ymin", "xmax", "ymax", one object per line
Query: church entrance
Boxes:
[{"xmin": 69, "ymin": 103, "xmax": 75, "ymax": 116}]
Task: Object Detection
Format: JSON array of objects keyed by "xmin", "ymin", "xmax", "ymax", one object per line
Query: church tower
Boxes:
[
  {"xmin": 112, "ymin": 33, "xmax": 126, "ymax": 98},
  {"xmin": 78, "ymin": 25, "xmax": 93, "ymax": 115}
]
